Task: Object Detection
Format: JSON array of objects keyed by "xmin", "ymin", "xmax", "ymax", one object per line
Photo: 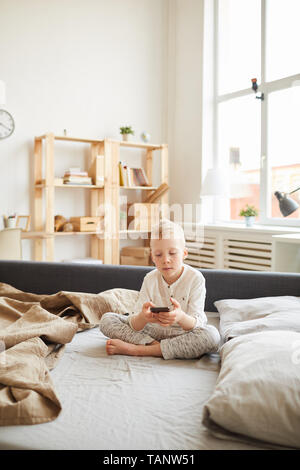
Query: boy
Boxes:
[{"xmin": 99, "ymin": 219, "xmax": 220, "ymax": 360}]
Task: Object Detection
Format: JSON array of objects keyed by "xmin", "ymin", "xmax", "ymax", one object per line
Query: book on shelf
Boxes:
[
  {"xmin": 64, "ymin": 168, "xmax": 89, "ymax": 177},
  {"xmin": 118, "ymin": 161, "xmax": 126, "ymax": 186},
  {"xmin": 63, "ymin": 175, "xmax": 91, "ymax": 181},
  {"xmin": 64, "ymin": 171, "xmax": 89, "ymax": 177},
  {"xmin": 118, "ymin": 162, "xmax": 149, "ymax": 187},
  {"xmin": 64, "ymin": 181, "xmax": 92, "ymax": 185},
  {"xmin": 127, "ymin": 166, "xmax": 132, "ymax": 187},
  {"xmin": 132, "ymin": 167, "xmax": 149, "ymax": 186},
  {"xmin": 63, "ymin": 176, "xmax": 92, "ymax": 185},
  {"xmin": 63, "ymin": 167, "xmax": 92, "ymax": 185}
]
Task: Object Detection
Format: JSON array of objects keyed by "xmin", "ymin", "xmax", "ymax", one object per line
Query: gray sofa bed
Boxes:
[
  {"xmin": 0, "ymin": 260, "xmax": 300, "ymax": 451},
  {"xmin": 0, "ymin": 260, "xmax": 299, "ymax": 311}
]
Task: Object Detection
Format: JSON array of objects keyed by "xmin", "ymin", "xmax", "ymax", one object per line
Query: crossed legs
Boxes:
[{"xmin": 99, "ymin": 312, "xmax": 220, "ymax": 360}]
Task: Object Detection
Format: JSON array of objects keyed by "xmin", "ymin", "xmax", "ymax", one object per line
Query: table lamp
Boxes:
[
  {"xmin": 274, "ymin": 188, "xmax": 300, "ymax": 217},
  {"xmin": 200, "ymin": 168, "xmax": 230, "ymax": 223},
  {"xmin": 200, "ymin": 168, "xmax": 230, "ymax": 197}
]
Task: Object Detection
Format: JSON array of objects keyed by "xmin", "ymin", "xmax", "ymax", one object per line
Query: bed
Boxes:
[{"xmin": 0, "ymin": 261, "xmax": 299, "ymax": 450}]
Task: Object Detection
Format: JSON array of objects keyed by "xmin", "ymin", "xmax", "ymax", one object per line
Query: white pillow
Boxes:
[
  {"xmin": 214, "ymin": 296, "xmax": 300, "ymax": 342},
  {"xmin": 202, "ymin": 329, "xmax": 300, "ymax": 449}
]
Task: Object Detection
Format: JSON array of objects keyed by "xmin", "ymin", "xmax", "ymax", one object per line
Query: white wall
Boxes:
[
  {"xmin": 0, "ymin": 0, "xmax": 205, "ymax": 261},
  {"xmin": 0, "ymin": 0, "xmax": 168, "ymax": 261},
  {"xmin": 166, "ymin": 0, "xmax": 205, "ymax": 224}
]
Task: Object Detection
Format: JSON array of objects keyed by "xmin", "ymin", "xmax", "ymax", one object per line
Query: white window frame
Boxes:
[{"xmin": 208, "ymin": 0, "xmax": 300, "ymax": 227}]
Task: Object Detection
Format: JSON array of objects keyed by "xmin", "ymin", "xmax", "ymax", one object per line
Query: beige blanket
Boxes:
[{"xmin": 0, "ymin": 282, "xmax": 108, "ymax": 426}]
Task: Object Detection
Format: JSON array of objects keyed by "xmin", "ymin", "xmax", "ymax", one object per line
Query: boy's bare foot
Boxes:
[
  {"xmin": 106, "ymin": 339, "xmax": 137, "ymax": 356},
  {"xmin": 105, "ymin": 339, "xmax": 162, "ymax": 357}
]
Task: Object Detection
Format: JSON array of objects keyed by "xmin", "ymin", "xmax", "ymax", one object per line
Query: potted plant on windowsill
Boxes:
[
  {"xmin": 239, "ymin": 204, "xmax": 259, "ymax": 227},
  {"xmin": 120, "ymin": 126, "xmax": 134, "ymax": 142}
]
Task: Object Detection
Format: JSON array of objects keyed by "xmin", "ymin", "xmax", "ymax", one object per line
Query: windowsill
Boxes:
[
  {"xmin": 203, "ymin": 222, "xmax": 300, "ymax": 235},
  {"xmin": 183, "ymin": 221, "xmax": 300, "ymax": 235}
]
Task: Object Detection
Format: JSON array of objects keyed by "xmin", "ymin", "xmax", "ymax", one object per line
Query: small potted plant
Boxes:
[
  {"xmin": 239, "ymin": 204, "xmax": 259, "ymax": 227},
  {"xmin": 120, "ymin": 126, "xmax": 134, "ymax": 142}
]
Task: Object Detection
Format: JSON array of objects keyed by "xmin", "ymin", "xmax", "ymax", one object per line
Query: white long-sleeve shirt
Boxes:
[{"xmin": 130, "ymin": 263, "xmax": 207, "ymax": 332}]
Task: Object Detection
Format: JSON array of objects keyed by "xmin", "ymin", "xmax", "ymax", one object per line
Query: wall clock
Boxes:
[{"xmin": 0, "ymin": 109, "xmax": 15, "ymax": 139}]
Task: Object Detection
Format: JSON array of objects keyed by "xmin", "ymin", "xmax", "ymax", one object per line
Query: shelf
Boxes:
[
  {"xmin": 36, "ymin": 135, "xmax": 104, "ymax": 145},
  {"xmin": 58, "ymin": 184, "xmax": 104, "ymax": 188},
  {"xmin": 110, "ymin": 139, "xmax": 165, "ymax": 150},
  {"xmin": 35, "ymin": 180, "xmax": 104, "ymax": 189},
  {"xmin": 21, "ymin": 231, "xmax": 53, "ymax": 239},
  {"xmin": 119, "ymin": 229, "xmax": 151, "ymax": 234},
  {"xmin": 54, "ymin": 231, "xmax": 103, "ymax": 236},
  {"xmin": 120, "ymin": 186, "xmax": 157, "ymax": 190},
  {"xmin": 35, "ymin": 135, "xmax": 165, "ymax": 150},
  {"xmin": 23, "ymin": 231, "xmax": 103, "ymax": 238}
]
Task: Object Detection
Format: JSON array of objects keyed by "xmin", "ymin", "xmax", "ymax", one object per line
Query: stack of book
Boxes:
[
  {"xmin": 118, "ymin": 162, "xmax": 149, "ymax": 187},
  {"xmin": 63, "ymin": 168, "xmax": 92, "ymax": 185}
]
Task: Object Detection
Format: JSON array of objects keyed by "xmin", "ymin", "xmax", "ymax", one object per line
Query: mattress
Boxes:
[{"xmin": 0, "ymin": 314, "xmax": 262, "ymax": 450}]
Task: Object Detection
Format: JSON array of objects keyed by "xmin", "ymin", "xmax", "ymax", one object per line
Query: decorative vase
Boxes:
[
  {"xmin": 7, "ymin": 219, "xmax": 15, "ymax": 228},
  {"xmin": 141, "ymin": 132, "xmax": 151, "ymax": 143},
  {"xmin": 3, "ymin": 216, "xmax": 16, "ymax": 228},
  {"xmin": 122, "ymin": 134, "xmax": 129, "ymax": 142},
  {"xmin": 245, "ymin": 216, "xmax": 255, "ymax": 227}
]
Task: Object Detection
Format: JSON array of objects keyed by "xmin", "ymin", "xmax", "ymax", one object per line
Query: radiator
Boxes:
[
  {"xmin": 184, "ymin": 230, "xmax": 273, "ymax": 271},
  {"xmin": 223, "ymin": 238, "xmax": 272, "ymax": 271},
  {"xmin": 185, "ymin": 234, "xmax": 217, "ymax": 269}
]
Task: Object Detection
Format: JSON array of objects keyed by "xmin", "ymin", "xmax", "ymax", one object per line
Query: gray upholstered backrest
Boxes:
[{"xmin": 0, "ymin": 260, "xmax": 299, "ymax": 312}]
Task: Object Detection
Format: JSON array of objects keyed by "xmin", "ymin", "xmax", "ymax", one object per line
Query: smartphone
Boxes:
[{"xmin": 150, "ymin": 307, "xmax": 170, "ymax": 313}]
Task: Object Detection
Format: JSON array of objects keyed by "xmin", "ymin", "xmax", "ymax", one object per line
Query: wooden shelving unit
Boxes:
[{"xmin": 28, "ymin": 133, "xmax": 168, "ymax": 263}]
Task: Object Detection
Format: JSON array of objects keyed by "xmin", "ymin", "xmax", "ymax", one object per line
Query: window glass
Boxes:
[
  {"xmin": 218, "ymin": 0, "xmax": 261, "ymax": 94},
  {"xmin": 218, "ymin": 95, "xmax": 261, "ymax": 220},
  {"xmin": 266, "ymin": 0, "xmax": 300, "ymax": 81},
  {"xmin": 214, "ymin": 0, "xmax": 300, "ymax": 226},
  {"xmin": 269, "ymin": 85, "xmax": 300, "ymax": 219}
]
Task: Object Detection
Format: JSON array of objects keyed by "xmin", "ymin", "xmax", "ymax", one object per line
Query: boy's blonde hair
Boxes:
[{"xmin": 150, "ymin": 219, "xmax": 185, "ymax": 246}]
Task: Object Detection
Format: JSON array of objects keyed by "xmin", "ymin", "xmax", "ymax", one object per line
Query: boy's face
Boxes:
[{"xmin": 150, "ymin": 238, "xmax": 188, "ymax": 284}]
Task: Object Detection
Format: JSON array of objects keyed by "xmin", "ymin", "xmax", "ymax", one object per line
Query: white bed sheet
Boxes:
[{"xmin": 0, "ymin": 315, "xmax": 262, "ymax": 450}]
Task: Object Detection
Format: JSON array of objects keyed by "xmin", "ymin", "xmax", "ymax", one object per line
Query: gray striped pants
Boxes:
[{"xmin": 99, "ymin": 312, "xmax": 220, "ymax": 360}]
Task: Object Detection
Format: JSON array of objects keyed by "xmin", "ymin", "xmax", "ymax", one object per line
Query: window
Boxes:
[{"xmin": 208, "ymin": 0, "xmax": 300, "ymax": 226}]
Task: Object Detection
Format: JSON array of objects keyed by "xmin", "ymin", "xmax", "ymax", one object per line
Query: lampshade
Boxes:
[
  {"xmin": 274, "ymin": 191, "xmax": 299, "ymax": 217},
  {"xmin": 229, "ymin": 169, "xmax": 253, "ymax": 198},
  {"xmin": 200, "ymin": 168, "xmax": 230, "ymax": 197}
]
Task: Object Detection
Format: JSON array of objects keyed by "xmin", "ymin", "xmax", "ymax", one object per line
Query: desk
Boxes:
[{"xmin": 272, "ymin": 234, "xmax": 300, "ymax": 273}]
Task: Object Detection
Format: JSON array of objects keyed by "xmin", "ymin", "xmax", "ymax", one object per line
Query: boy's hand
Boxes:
[
  {"xmin": 141, "ymin": 301, "xmax": 161, "ymax": 324},
  {"xmin": 157, "ymin": 297, "xmax": 184, "ymax": 327}
]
